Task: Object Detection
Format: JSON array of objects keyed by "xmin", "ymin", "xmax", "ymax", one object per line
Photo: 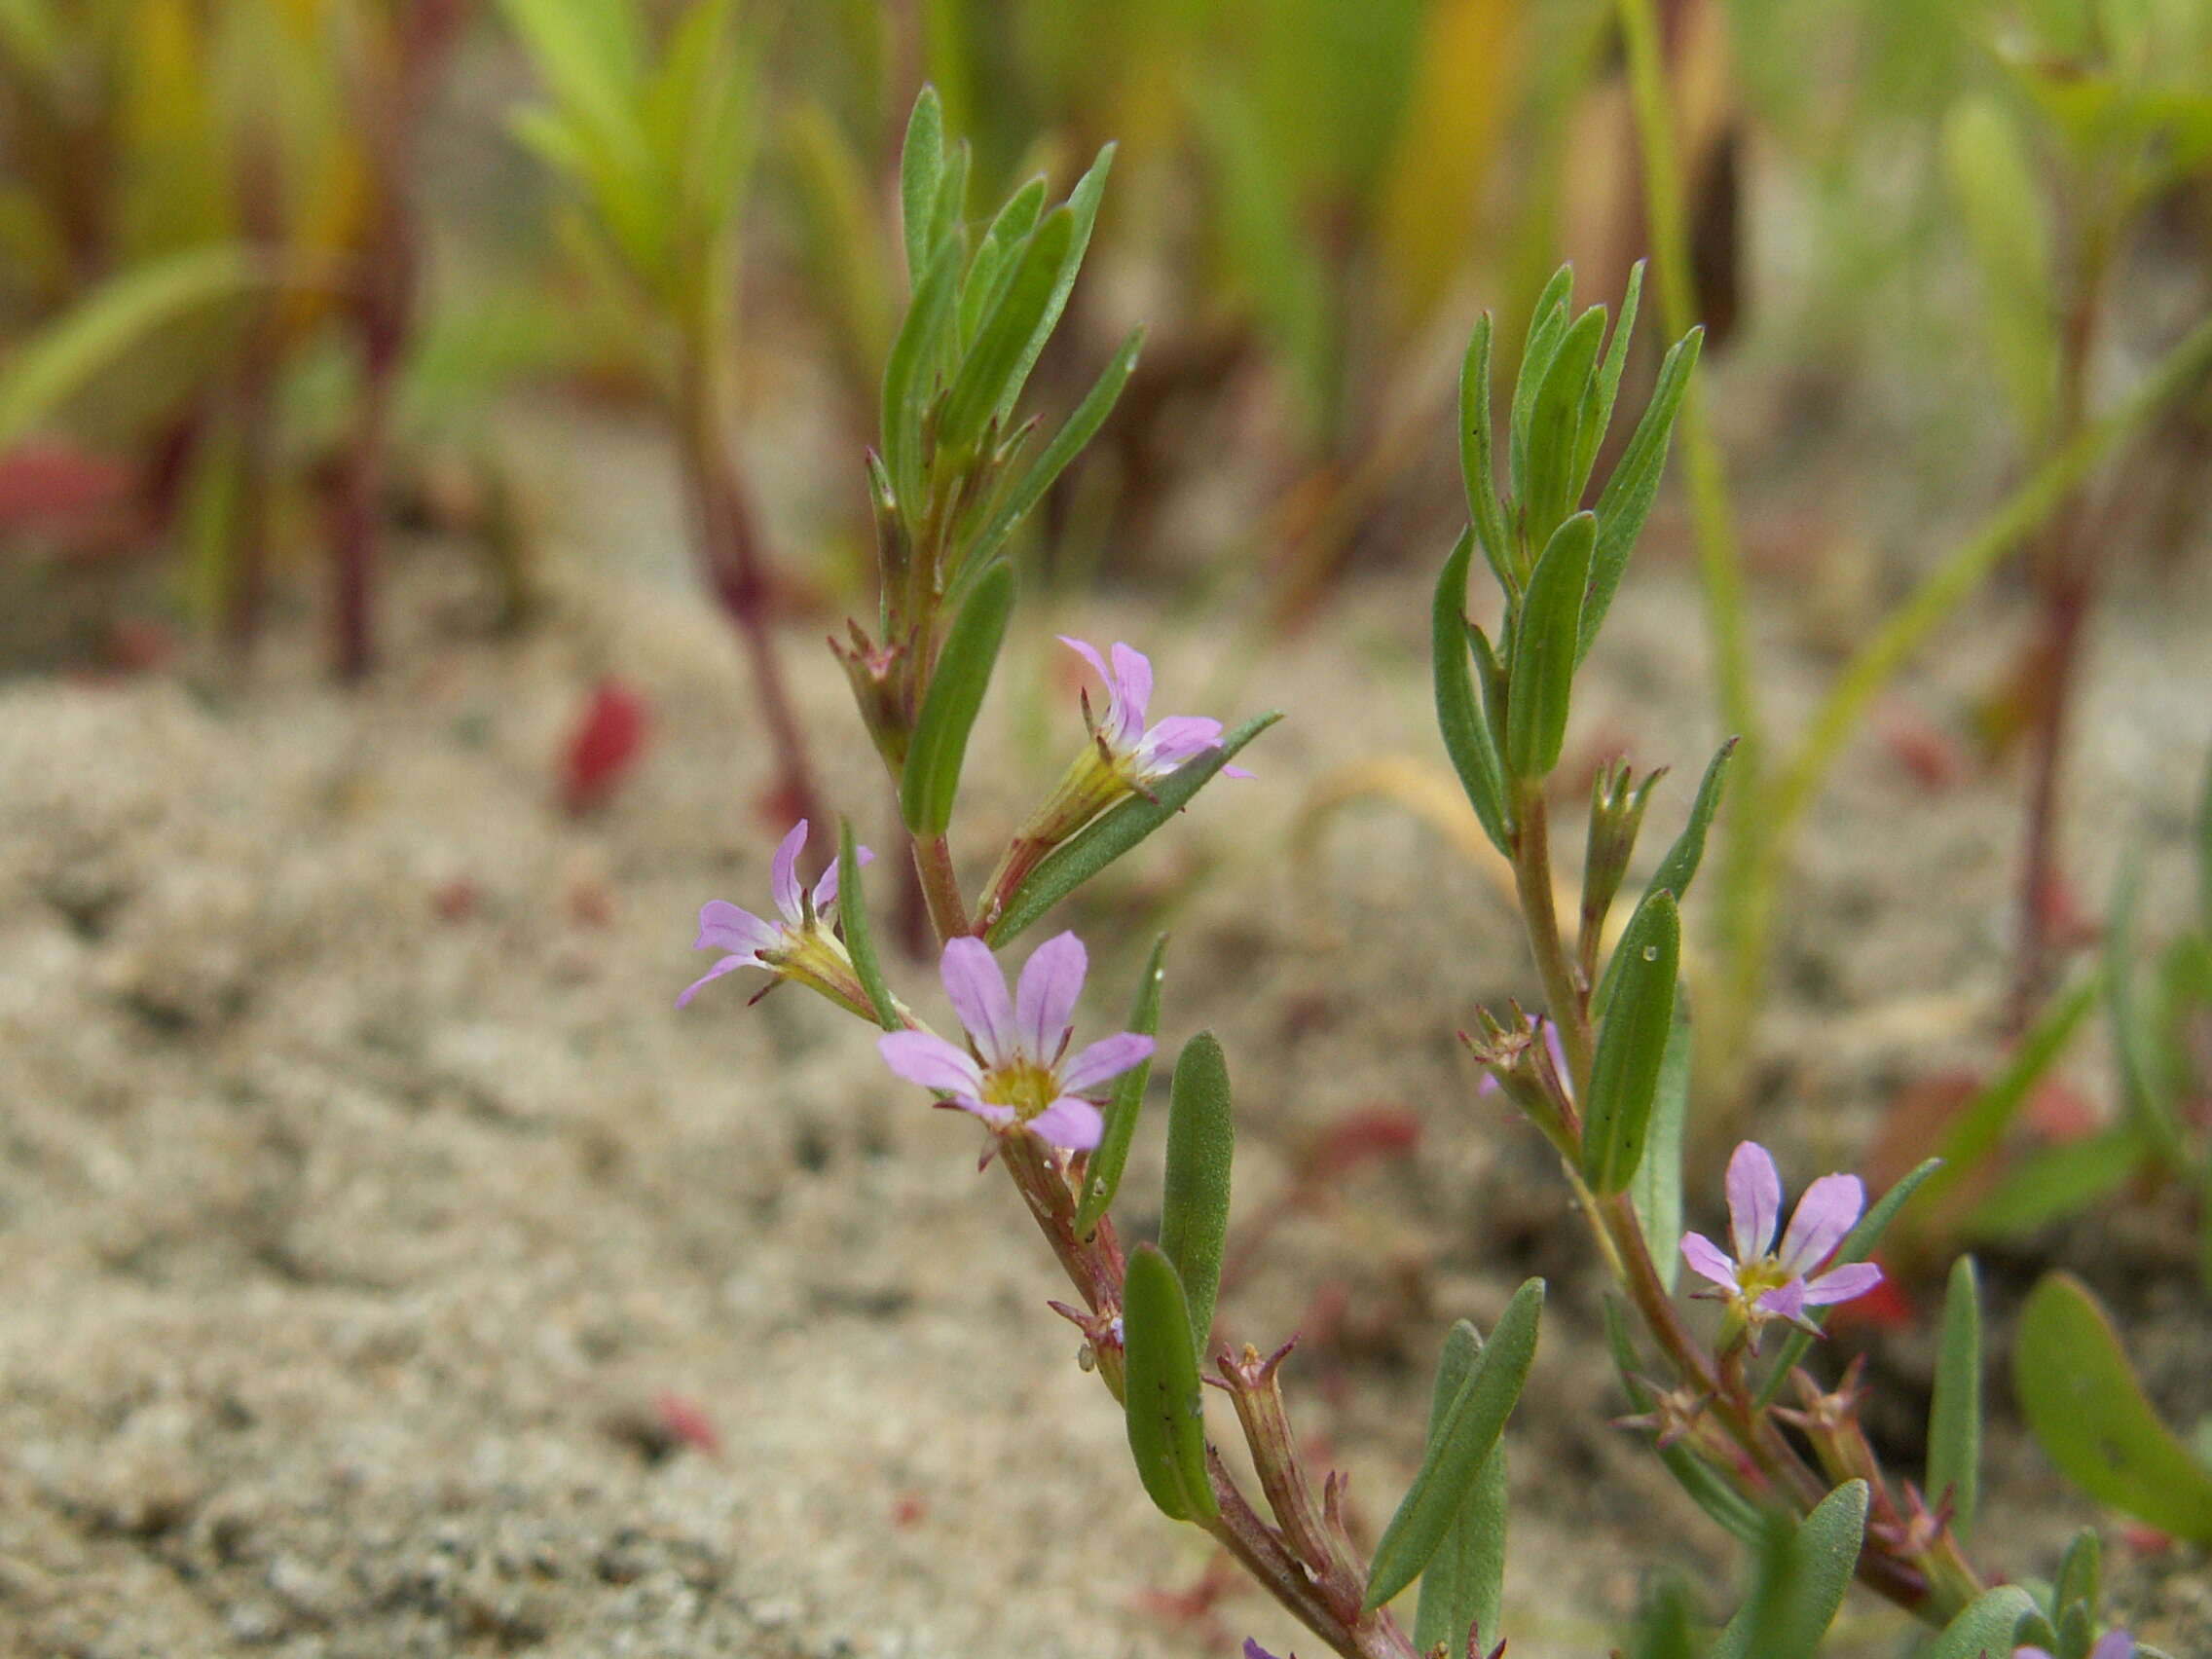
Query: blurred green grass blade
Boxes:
[
  {"xmin": 1364, "ymin": 1279, "xmax": 1542, "ymax": 1612},
  {"xmin": 1630, "ymin": 998, "xmax": 1693, "ymax": 1290},
  {"xmin": 1521, "ymin": 303, "xmax": 1607, "ymax": 546},
  {"xmin": 0, "ymin": 0, "xmax": 62, "ymax": 75},
  {"xmin": 1583, "ymin": 890, "xmax": 1679, "ymax": 1195},
  {"xmin": 1458, "ymin": 315, "xmax": 1512, "ymax": 589},
  {"xmin": 899, "ymin": 561, "xmax": 1014, "ymax": 835},
  {"xmin": 1074, "ymin": 935, "xmax": 1167, "ymax": 1239},
  {"xmin": 1505, "ymin": 510, "xmax": 1594, "ymax": 778},
  {"xmin": 1962, "ymin": 1124, "xmax": 2141, "ymax": 1238},
  {"xmin": 1621, "ymin": 1571, "xmax": 1698, "ymax": 1659},
  {"xmin": 1919, "ymin": 971, "xmax": 2102, "ymax": 1217},
  {"xmin": 1708, "ymin": 1481, "xmax": 1867, "ymax": 1659},
  {"xmin": 1122, "ymin": 1243, "xmax": 1216, "ymax": 1521},
  {"xmin": 1942, "ymin": 94, "xmax": 2058, "ymax": 436},
  {"xmin": 1412, "ymin": 1321, "xmax": 1506, "ymax": 1657},
  {"xmin": 1582, "ymin": 327, "xmax": 1702, "ymax": 663},
  {"xmin": 0, "ymin": 244, "xmax": 263, "ymax": 448},
  {"xmin": 968, "ymin": 326, "xmax": 1142, "ymax": 569},
  {"xmin": 939, "ymin": 205, "xmax": 1073, "ymax": 455},
  {"xmin": 2108, "ymin": 857, "xmax": 2190, "ymax": 1163},
  {"xmin": 2197, "ymin": 745, "xmax": 2212, "ymax": 936},
  {"xmin": 1433, "ymin": 528, "xmax": 1514, "ymax": 857},
  {"xmin": 1159, "ymin": 1032, "xmax": 1234, "ymax": 1350},
  {"xmin": 985, "ymin": 713, "xmax": 1278, "ymax": 946},
  {"xmin": 1605, "ymin": 1302, "xmax": 1766, "ymax": 1545},
  {"xmin": 1928, "ymin": 1255, "xmax": 1983, "ymax": 1540},
  {"xmin": 1923, "ymin": 1585, "xmax": 2038, "ymax": 1659},
  {"xmin": 899, "ymin": 84, "xmax": 944, "ymax": 281},
  {"xmin": 2014, "ymin": 1272, "xmax": 2212, "ymax": 1544},
  {"xmin": 1755, "ymin": 1158, "xmax": 1941, "ymax": 1407},
  {"xmin": 835, "ymin": 818, "xmax": 900, "ymax": 1031}
]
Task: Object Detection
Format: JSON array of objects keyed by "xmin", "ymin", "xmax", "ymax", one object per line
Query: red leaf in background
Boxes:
[
  {"xmin": 652, "ymin": 1390, "xmax": 720, "ymax": 1457},
  {"xmin": 1304, "ymin": 1104, "xmax": 1423, "ymax": 1185},
  {"xmin": 2026, "ymin": 1077, "xmax": 2099, "ymax": 1143},
  {"xmin": 562, "ymin": 679, "xmax": 648, "ymax": 814},
  {"xmin": 1826, "ymin": 1258, "xmax": 1916, "ymax": 1332},
  {"xmin": 0, "ymin": 441, "xmax": 136, "ymax": 533},
  {"xmin": 1879, "ymin": 703, "xmax": 1966, "ymax": 792}
]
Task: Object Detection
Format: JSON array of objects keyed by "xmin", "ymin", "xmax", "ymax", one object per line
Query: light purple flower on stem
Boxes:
[
  {"xmin": 2018, "ymin": 1636, "xmax": 2133, "ymax": 1659},
  {"xmin": 877, "ymin": 932, "xmax": 1153, "ymax": 1152},
  {"xmin": 1059, "ymin": 637, "xmax": 1247, "ymax": 787},
  {"xmin": 678, "ymin": 821, "xmax": 876, "ymax": 1016},
  {"xmin": 1680, "ymin": 1141, "xmax": 1884, "ymax": 1341}
]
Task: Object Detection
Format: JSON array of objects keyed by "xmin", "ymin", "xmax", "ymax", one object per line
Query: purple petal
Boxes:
[
  {"xmin": 812, "ymin": 844, "xmax": 874, "ymax": 912},
  {"xmin": 694, "ymin": 900, "xmax": 778, "ymax": 956},
  {"xmin": 1014, "ymin": 932, "xmax": 1088, "ymax": 1057},
  {"xmin": 940, "ymin": 938, "xmax": 1017, "ymax": 1065},
  {"xmin": 1680, "ymin": 1231, "xmax": 1739, "ymax": 1290},
  {"xmin": 1777, "ymin": 1173, "xmax": 1864, "ymax": 1277},
  {"xmin": 769, "ymin": 821, "xmax": 809, "ymax": 923},
  {"xmin": 1138, "ymin": 715, "xmax": 1225, "ymax": 771},
  {"xmin": 1800, "ymin": 1261, "xmax": 1884, "ymax": 1307},
  {"xmin": 954, "ymin": 1098, "xmax": 1017, "ymax": 1127},
  {"xmin": 1223, "ymin": 764, "xmax": 1255, "ymax": 780},
  {"xmin": 1244, "ymin": 1642, "xmax": 1286, "ymax": 1659},
  {"xmin": 1057, "ymin": 634, "xmax": 1111, "ymax": 687},
  {"xmin": 1726, "ymin": 1141, "xmax": 1783, "ymax": 1263},
  {"xmin": 1028, "ymin": 1096, "xmax": 1104, "ymax": 1150},
  {"xmin": 1107, "ymin": 643, "xmax": 1154, "ymax": 742},
  {"xmin": 1754, "ymin": 1277, "xmax": 1808, "ymax": 1321},
  {"xmin": 1060, "ymin": 1031, "xmax": 1155, "ymax": 1093},
  {"xmin": 878, "ymin": 1030, "xmax": 985, "ymax": 1095},
  {"xmin": 676, "ymin": 953, "xmax": 755, "ymax": 1009},
  {"xmin": 2088, "ymin": 1634, "xmax": 2136, "ymax": 1659}
]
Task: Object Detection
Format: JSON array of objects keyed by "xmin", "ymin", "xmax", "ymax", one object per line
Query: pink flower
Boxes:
[
  {"xmin": 678, "ymin": 821, "xmax": 876, "ymax": 1017},
  {"xmin": 2019, "ymin": 1636, "xmax": 2132, "ymax": 1659},
  {"xmin": 1681, "ymin": 1141, "xmax": 1884, "ymax": 1339},
  {"xmin": 878, "ymin": 933, "xmax": 1152, "ymax": 1152},
  {"xmin": 1059, "ymin": 637, "xmax": 1243, "ymax": 787}
]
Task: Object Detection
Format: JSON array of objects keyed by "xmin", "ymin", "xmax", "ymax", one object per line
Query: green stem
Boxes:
[{"xmin": 1511, "ymin": 786, "xmax": 1595, "ymax": 1093}]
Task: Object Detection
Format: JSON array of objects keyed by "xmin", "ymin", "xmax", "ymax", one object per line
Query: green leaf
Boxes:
[
  {"xmin": 1919, "ymin": 972, "xmax": 2102, "ymax": 1218},
  {"xmin": 1458, "ymin": 315, "xmax": 1513, "ymax": 590},
  {"xmin": 1630, "ymin": 998, "xmax": 1694, "ymax": 1290},
  {"xmin": 1962, "ymin": 1124, "xmax": 2143, "ymax": 1238},
  {"xmin": 985, "ymin": 713, "xmax": 1279, "ymax": 945},
  {"xmin": 1922, "ymin": 1586, "xmax": 2040, "ymax": 1659},
  {"xmin": 1707, "ymin": 1481, "xmax": 1867, "ymax": 1659},
  {"xmin": 1606, "ymin": 1303, "xmax": 1767, "ymax": 1545},
  {"xmin": 880, "ymin": 236, "xmax": 961, "ymax": 508},
  {"xmin": 1621, "ymin": 1571, "xmax": 1699, "ymax": 1659},
  {"xmin": 1942, "ymin": 94, "xmax": 2058, "ymax": 436},
  {"xmin": 899, "ymin": 561, "xmax": 1014, "ymax": 835},
  {"xmin": 991, "ymin": 141, "xmax": 1115, "ymax": 428},
  {"xmin": 1412, "ymin": 1321, "xmax": 1507, "ymax": 1658},
  {"xmin": 2014, "ymin": 1272, "xmax": 2212, "ymax": 1545},
  {"xmin": 834, "ymin": 818, "xmax": 901, "ymax": 1031},
  {"xmin": 2053, "ymin": 1526, "xmax": 2101, "ymax": 1616},
  {"xmin": 2196, "ymin": 744, "xmax": 2212, "ymax": 937},
  {"xmin": 1928, "ymin": 1255, "xmax": 1983, "ymax": 1540},
  {"xmin": 1576, "ymin": 261, "xmax": 1645, "ymax": 492},
  {"xmin": 1122, "ymin": 1243, "xmax": 1217, "ymax": 1521},
  {"xmin": 1505, "ymin": 510, "xmax": 1595, "ymax": 778},
  {"xmin": 967, "ymin": 326, "xmax": 1142, "ymax": 569},
  {"xmin": 926, "ymin": 137, "xmax": 972, "ymax": 291},
  {"xmin": 1507, "ymin": 266, "xmax": 1576, "ymax": 510},
  {"xmin": 2108, "ymin": 858, "xmax": 2189, "ymax": 1164},
  {"xmin": 1074, "ymin": 935, "xmax": 1167, "ymax": 1238},
  {"xmin": 1583, "ymin": 891, "xmax": 1681, "ymax": 1195},
  {"xmin": 1521, "ymin": 304, "xmax": 1608, "ymax": 547},
  {"xmin": 1756, "ymin": 1157, "xmax": 1942, "ymax": 1407},
  {"xmin": 0, "ymin": 245, "xmax": 264, "ymax": 448},
  {"xmin": 1643, "ymin": 737, "xmax": 1738, "ymax": 908},
  {"xmin": 958, "ymin": 176, "xmax": 1049, "ymax": 346},
  {"xmin": 1364, "ymin": 1279, "xmax": 1543, "ymax": 1611},
  {"xmin": 900, "ymin": 85, "xmax": 945, "ymax": 281},
  {"xmin": 1434, "ymin": 529, "xmax": 1515, "ymax": 857},
  {"xmin": 938, "ymin": 206, "xmax": 1075, "ymax": 456},
  {"xmin": 1582, "ymin": 327, "xmax": 1703, "ymax": 663},
  {"xmin": 1159, "ymin": 1032, "xmax": 1234, "ymax": 1351}
]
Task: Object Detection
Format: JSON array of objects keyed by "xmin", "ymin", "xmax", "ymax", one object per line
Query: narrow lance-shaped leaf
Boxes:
[
  {"xmin": 1621, "ymin": 1572, "xmax": 1699, "ymax": 1659},
  {"xmin": 1575, "ymin": 261, "xmax": 1645, "ymax": 491},
  {"xmin": 1364, "ymin": 1278, "xmax": 1544, "ymax": 1611},
  {"xmin": 1964, "ymin": 1123, "xmax": 2142, "ymax": 1238},
  {"xmin": 1074, "ymin": 936, "xmax": 1168, "ymax": 1238},
  {"xmin": 1606, "ymin": 1303, "xmax": 1766, "ymax": 1544},
  {"xmin": 1413, "ymin": 1321, "xmax": 1506, "ymax": 1657},
  {"xmin": 880, "ymin": 238, "xmax": 961, "ymax": 507},
  {"xmin": 899, "ymin": 85, "xmax": 944, "ymax": 281},
  {"xmin": 2054, "ymin": 1526, "xmax": 2101, "ymax": 1614},
  {"xmin": 1630, "ymin": 998, "xmax": 1693, "ymax": 1289},
  {"xmin": 1122, "ymin": 1243, "xmax": 1218, "ymax": 1521},
  {"xmin": 1159, "ymin": 1033, "xmax": 1234, "ymax": 1350},
  {"xmin": 835, "ymin": 818, "xmax": 901, "ymax": 1031},
  {"xmin": 967, "ymin": 325, "xmax": 1142, "ymax": 569},
  {"xmin": 900, "ymin": 562, "xmax": 1015, "ymax": 835},
  {"xmin": 1434, "ymin": 528, "xmax": 1514, "ymax": 856},
  {"xmin": 1919, "ymin": 972, "xmax": 2102, "ymax": 1218},
  {"xmin": 991, "ymin": 141, "xmax": 1116, "ymax": 427},
  {"xmin": 1755, "ymin": 1156, "xmax": 1943, "ymax": 1407},
  {"xmin": 1583, "ymin": 890, "xmax": 1680, "ymax": 1195},
  {"xmin": 2013, "ymin": 1272, "xmax": 2212, "ymax": 1545},
  {"xmin": 1923, "ymin": 1587, "xmax": 2040, "ymax": 1659},
  {"xmin": 1520, "ymin": 304, "xmax": 1608, "ymax": 548},
  {"xmin": 1580, "ymin": 327, "xmax": 1704, "ymax": 663},
  {"xmin": 939, "ymin": 206, "xmax": 1075, "ymax": 456},
  {"xmin": 956, "ymin": 175, "xmax": 1048, "ymax": 345},
  {"xmin": 1707, "ymin": 1481, "xmax": 1868, "ymax": 1659},
  {"xmin": 1458, "ymin": 315, "xmax": 1513, "ymax": 590},
  {"xmin": 1927, "ymin": 1255, "xmax": 1983, "ymax": 1540},
  {"xmin": 2107, "ymin": 858, "xmax": 2188, "ymax": 1163},
  {"xmin": 1507, "ymin": 265, "xmax": 1577, "ymax": 510},
  {"xmin": 1644, "ymin": 736, "xmax": 1738, "ymax": 907},
  {"xmin": 1505, "ymin": 510, "xmax": 1595, "ymax": 778},
  {"xmin": 986, "ymin": 713, "xmax": 1279, "ymax": 945}
]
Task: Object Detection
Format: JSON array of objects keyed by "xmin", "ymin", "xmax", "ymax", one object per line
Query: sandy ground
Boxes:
[{"xmin": 3, "ymin": 481, "xmax": 2211, "ymax": 1658}]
